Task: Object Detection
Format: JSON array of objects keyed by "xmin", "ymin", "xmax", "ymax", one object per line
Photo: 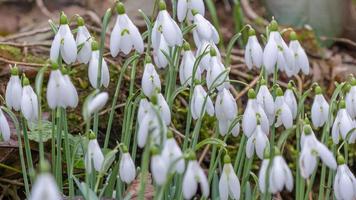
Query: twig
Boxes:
[
  {"xmin": 36, "ymin": 0, "xmax": 54, "ymax": 19},
  {"xmin": 199, "ymin": 144, "xmax": 210, "ymax": 164},
  {"xmin": 320, "ymin": 36, "xmax": 356, "ymax": 48},
  {"xmin": 0, "ymin": 27, "xmax": 52, "ymax": 42},
  {"xmin": 240, "ymin": 0, "xmax": 268, "ymax": 25},
  {"xmin": 0, "ymin": 57, "xmax": 45, "ymax": 67},
  {"xmin": 0, "ymin": 41, "xmax": 51, "ymax": 47},
  {"xmin": 235, "ymin": 76, "xmax": 259, "ymax": 100}
]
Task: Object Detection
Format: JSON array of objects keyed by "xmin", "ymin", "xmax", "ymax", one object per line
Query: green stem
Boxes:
[
  {"xmin": 55, "ymin": 108, "xmax": 63, "ymax": 191},
  {"xmin": 51, "ymin": 111, "xmax": 56, "ymax": 174},
  {"xmin": 62, "ymin": 109, "xmax": 74, "ymax": 197},
  {"xmin": 138, "ymin": 140, "xmax": 150, "ymax": 200},
  {"xmin": 21, "ymin": 116, "xmax": 34, "ymax": 183}
]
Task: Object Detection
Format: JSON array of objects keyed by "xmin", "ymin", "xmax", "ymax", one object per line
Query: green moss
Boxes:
[{"xmin": 0, "ymin": 44, "xmax": 22, "ymax": 60}]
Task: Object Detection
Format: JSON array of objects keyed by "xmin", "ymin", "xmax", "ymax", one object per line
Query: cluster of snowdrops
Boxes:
[{"xmin": 0, "ymin": 0, "xmax": 355, "ymax": 199}]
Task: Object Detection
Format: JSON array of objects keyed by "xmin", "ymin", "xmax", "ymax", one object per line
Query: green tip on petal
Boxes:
[
  {"xmin": 248, "ymin": 28, "xmax": 256, "ymax": 36},
  {"xmin": 337, "ymin": 154, "xmax": 345, "ymax": 165},
  {"xmin": 60, "ymin": 12, "xmax": 68, "ymax": 25},
  {"xmin": 22, "ymin": 75, "xmax": 30, "ymax": 86},
  {"xmin": 10, "ymin": 66, "xmax": 19, "ymax": 76},
  {"xmin": 51, "ymin": 62, "xmax": 59, "ymax": 70},
  {"xmin": 183, "ymin": 41, "xmax": 191, "ymax": 51},
  {"xmin": 223, "ymin": 154, "xmax": 231, "ymax": 164},
  {"xmin": 248, "ymin": 88, "xmax": 256, "ymax": 99},
  {"xmin": 91, "ymin": 40, "xmax": 99, "ymax": 51},
  {"xmin": 151, "ymin": 94, "xmax": 158, "ymax": 105},
  {"xmin": 339, "ymin": 99, "xmax": 346, "ymax": 109},
  {"xmin": 263, "ymin": 147, "xmax": 270, "ymax": 159},
  {"xmin": 259, "ymin": 78, "xmax": 266, "ymax": 86},
  {"xmin": 145, "ymin": 55, "xmax": 152, "ymax": 63},
  {"xmin": 304, "ymin": 117, "xmax": 310, "ymax": 125},
  {"xmin": 186, "ymin": 150, "xmax": 196, "ymax": 160},
  {"xmin": 116, "ymin": 2, "xmax": 126, "ymax": 14},
  {"xmin": 88, "ymin": 130, "xmax": 96, "ymax": 140},
  {"xmin": 167, "ymin": 130, "xmax": 173, "ymax": 139},
  {"xmin": 40, "ymin": 159, "xmax": 51, "ymax": 173},
  {"xmin": 209, "ymin": 47, "xmax": 217, "ymax": 57},
  {"xmin": 159, "ymin": 0, "xmax": 166, "ymax": 11},
  {"xmin": 290, "ymin": 31, "xmax": 298, "ymax": 41},
  {"xmin": 276, "ymin": 87, "xmax": 283, "ymax": 96},
  {"xmin": 77, "ymin": 16, "xmax": 85, "ymax": 26},
  {"xmin": 150, "ymin": 145, "xmax": 160, "ymax": 155},
  {"xmin": 194, "ymin": 79, "xmax": 201, "ymax": 85},
  {"xmin": 314, "ymin": 85, "xmax": 322, "ymax": 95},
  {"xmin": 269, "ymin": 19, "xmax": 278, "ymax": 32},
  {"xmin": 273, "ymin": 146, "xmax": 281, "ymax": 155},
  {"xmin": 303, "ymin": 124, "xmax": 312, "ymax": 135},
  {"xmin": 287, "ymin": 81, "xmax": 293, "ymax": 90},
  {"xmin": 122, "ymin": 145, "xmax": 129, "ymax": 153},
  {"xmin": 191, "ymin": 9, "xmax": 198, "ymax": 16}
]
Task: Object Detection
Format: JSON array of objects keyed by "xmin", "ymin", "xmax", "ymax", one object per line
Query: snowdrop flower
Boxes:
[
  {"xmin": 161, "ymin": 131, "xmax": 185, "ymax": 173},
  {"xmin": 246, "ymin": 124, "xmax": 269, "ymax": 159},
  {"xmin": 182, "ymin": 152, "xmax": 209, "ymax": 199},
  {"xmin": 29, "ymin": 173, "xmax": 61, "ymax": 200},
  {"xmin": 86, "ymin": 92, "xmax": 109, "ymax": 118},
  {"xmin": 142, "ymin": 60, "xmax": 161, "ymax": 98},
  {"xmin": 62, "ymin": 68, "xmax": 79, "ymax": 108},
  {"xmin": 88, "ymin": 41, "xmax": 110, "ymax": 88},
  {"xmin": 299, "ymin": 124, "xmax": 336, "ymax": 178},
  {"xmin": 0, "ymin": 109, "xmax": 11, "ymax": 142},
  {"xmin": 289, "ymin": 31, "xmax": 309, "ymax": 75},
  {"xmin": 50, "ymin": 12, "xmax": 77, "ymax": 64},
  {"xmin": 46, "ymin": 64, "xmax": 68, "ymax": 109},
  {"xmin": 215, "ymin": 88, "xmax": 239, "ymax": 136},
  {"xmin": 110, "ymin": 2, "xmax": 144, "ymax": 56},
  {"xmin": 152, "ymin": 33, "xmax": 169, "ymax": 69},
  {"xmin": 256, "ymin": 79, "xmax": 274, "ymax": 124},
  {"xmin": 150, "ymin": 146, "xmax": 168, "ymax": 185},
  {"xmin": 177, "ymin": 0, "xmax": 205, "ymax": 22},
  {"xmin": 21, "ymin": 77, "xmax": 38, "ymax": 122},
  {"xmin": 5, "ymin": 66, "xmax": 22, "ymax": 111},
  {"xmin": 263, "ymin": 20, "xmax": 295, "ymax": 76},
  {"xmin": 274, "ymin": 87, "xmax": 293, "ymax": 129},
  {"xmin": 345, "ymin": 80, "xmax": 356, "ymax": 119},
  {"xmin": 192, "ymin": 10, "xmax": 219, "ymax": 46},
  {"xmin": 332, "ymin": 100, "xmax": 354, "ymax": 144},
  {"xmin": 179, "ymin": 42, "xmax": 201, "ymax": 86},
  {"xmin": 258, "ymin": 148, "xmax": 293, "ymax": 194},
  {"xmin": 284, "ymin": 83, "xmax": 297, "ymax": 119},
  {"xmin": 152, "ymin": 1, "xmax": 182, "ymax": 48},
  {"xmin": 242, "ymin": 89, "xmax": 269, "ymax": 137},
  {"xmin": 137, "ymin": 98, "xmax": 152, "ymax": 123},
  {"xmin": 244, "ymin": 28, "xmax": 263, "ymax": 69},
  {"xmin": 191, "ymin": 84, "xmax": 214, "ymax": 120},
  {"xmin": 85, "ymin": 134, "xmax": 104, "ymax": 173},
  {"xmin": 206, "ymin": 48, "xmax": 229, "ymax": 91},
  {"xmin": 311, "ymin": 86, "xmax": 329, "ymax": 128},
  {"xmin": 76, "ymin": 17, "xmax": 92, "ymax": 64},
  {"xmin": 219, "ymin": 155, "xmax": 240, "ymax": 200},
  {"xmin": 156, "ymin": 93, "xmax": 171, "ymax": 125},
  {"xmin": 196, "ymin": 40, "xmax": 221, "ymax": 71},
  {"xmin": 333, "ymin": 155, "xmax": 356, "ymax": 200},
  {"xmin": 119, "ymin": 146, "xmax": 136, "ymax": 184}
]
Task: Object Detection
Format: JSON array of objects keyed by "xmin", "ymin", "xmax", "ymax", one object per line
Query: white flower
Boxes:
[
  {"xmin": 46, "ymin": 68, "xmax": 67, "ymax": 109},
  {"xmin": 215, "ymin": 89, "xmax": 239, "ymax": 136},
  {"xmin": 63, "ymin": 73, "xmax": 79, "ymax": 108},
  {"xmin": 0, "ymin": 109, "xmax": 11, "ymax": 142},
  {"xmin": 311, "ymin": 87, "xmax": 329, "ymax": 128},
  {"xmin": 29, "ymin": 173, "xmax": 61, "ymax": 200},
  {"xmin": 177, "ymin": 0, "xmax": 205, "ymax": 22},
  {"xmin": 152, "ymin": 34, "xmax": 169, "ymax": 69},
  {"xmin": 191, "ymin": 85, "xmax": 214, "ymax": 120},
  {"xmin": 151, "ymin": 153, "xmax": 168, "ymax": 185},
  {"xmin": 179, "ymin": 44, "xmax": 201, "ymax": 86},
  {"xmin": 334, "ymin": 163, "xmax": 356, "ymax": 200},
  {"xmin": 5, "ymin": 67, "xmax": 22, "ymax": 111},
  {"xmin": 50, "ymin": 13, "xmax": 77, "ymax": 64},
  {"xmin": 183, "ymin": 158, "xmax": 209, "ymax": 199},
  {"xmin": 263, "ymin": 21, "xmax": 295, "ymax": 76},
  {"xmin": 242, "ymin": 89, "xmax": 269, "ymax": 137},
  {"xmin": 87, "ymin": 92, "xmax": 109, "ymax": 117},
  {"xmin": 142, "ymin": 62, "xmax": 161, "ymax": 98},
  {"xmin": 156, "ymin": 93, "xmax": 171, "ymax": 125},
  {"xmin": 161, "ymin": 135, "xmax": 185, "ymax": 174},
  {"xmin": 219, "ymin": 156, "xmax": 240, "ymax": 200},
  {"xmin": 76, "ymin": 17, "xmax": 92, "ymax": 64},
  {"xmin": 196, "ymin": 41, "xmax": 221, "ymax": 71},
  {"xmin": 345, "ymin": 84, "xmax": 356, "ymax": 119},
  {"xmin": 21, "ymin": 80, "xmax": 39, "ymax": 122},
  {"xmin": 85, "ymin": 138, "xmax": 104, "ymax": 173},
  {"xmin": 244, "ymin": 29, "xmax": 263, "ymax": 69},
  {"xmin": 332, "ymin": 101, "xmax": 354, "ymax": 144},
  {"xmin": 206, "ymin": 49, "xmax": 229, "ymax": 91},
  {"xmin": 110, "ymin": 3, "xmax": 144, "ymax": 56},
  {"xmin": 274, "ymin": 89, "xmax": 293, "ymax": 129},
  {"xmin": 246, "ymin": 125, "xmax": 269, "ymax": 159},
  {"xmin": 152, "ymin": 2, "xmax": 182, "ymax": 48},
  {"xmin": 88, "ymin": 48, "xmax": 110, "ymax": 88},
  {"xmin": 137, "ymin": 98, "xmax": 152, "ymax": 123},
  {"xmin": 192, "ymin": 11, "xmax": 219, "ymax": 46},
  {"xmin": 289, "ymin": 32, "xmax": 309, "ymax": 75},
  {"xmin": 299, "ymin": 125, "xmax": 336, "ymax": 178},
  {"xmin": 256, "ymin": 83, "xmax": 275, "ymax": 124},
  {"xmin": 119, "ymin": 152, "xmax": 136, "ymax": 184},
  {"xmin": 259, "ymin": 155, "xmax": 293, "ymax": 194},
  {"xmin": 284, "ymin": 87, "xmax": 297, "ymax": 119}
]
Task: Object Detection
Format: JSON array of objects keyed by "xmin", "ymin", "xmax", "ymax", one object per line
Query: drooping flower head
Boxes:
[
  {"xmin": 110, "ymin": 2, "xmax": 144, "ymax": 56},
  {"xmin": 84, "ymin": 132, "xmax": 104, "ymax": 173},
  {"xmin": 5, "ymin": 65, "xmax": 22, "ymax": 111},
  {"xmin": 191, "ymin": 84, "xmax": 215, "ymax": 120},
  {"xmin": 76, "ymin": 16, "xmax": 92, "ymax": 64},
  {"xmin": 161, "ymin": 131, "xmax": 185, "ymax": 174},
  {"xmin": 311, "ymin": 86, "xmax": 329, "ymax": 128},
  {"xmin": 179, "ymin": 42, "xmax": 201, "ymax": 86},
  {"xmin": 142, "ymin": 57, "xmax": 161, "ymax": 98},
  {"xmin": 256, "ymin": 78, "xmax": 274, "ymax": 124},
  {"xmin": 215, "ymin": 88, "xmax": 239, "ymax": 136},
  {"xmin": 206, "ymin": 48, "xmax": 230, "ymax": 91},
  {"xmin": 245, "ymin": 28, "xmax": 263, "ymax": 70},
  {"xmin": 0, "ymin": 108, "xmax": 11, "ymax": 142},
  {"xmin": 274, "ymin": 87, "xmax": 293, "ymax": 129},
  {"xmin": 21, "ymin": 76, "xmax": 39, "ymax": 122},
  {"xmin": 191, "ymin": 9, "xmax": 219, "ymax": 47},
  {"xmin": 333, "ymin": 154, "xmax": 356, "ymax": 200},
  {"xmin": 289, "ymin": 31, "xmax": 309, "ymax": 75},
  {"xmin": 284, "ymin": 82, "xmax": 297, "ymax": 119},
  {"xmin": 150, "ymin": 145, "xmax": 168, "ymax": 185},
  {"xmin": 88, "ymin": 40, "xmax": 110, "ymax": 88},
  {"xmin": 177, "ymin": 0, "xmax": 205, "ymax": 22},
  {"xmin": 219, "ymin": 154, "xmax": 240, "ymax": 200},
  {"xmin": 345, "ymin": 78, "xmax": 356, "ymax": 119},
  {"xmin": 332, "ymin": 100, "xmax": 354, "ymax": 144},
  {"xmin": 119, "ymin": 145, "xmax": 136, "ymax": 184}
]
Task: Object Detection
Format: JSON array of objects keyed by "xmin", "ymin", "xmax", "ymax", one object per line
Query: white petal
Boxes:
[
  {"xmin": 137, "ymin": 115, "xmax": 150, "ymax": 148},
  {"xmin": 87, "ymin": 92, "xmax": 109, "ymax": 116},
  {"xmin": 60, "ymin": 25, "xmax": 77, "ymax": 64},
  {"xmin": 258, "ymin": 159, "xmax": 269, "ymax": 193},
  {"xmin": 29, "ymin": 173, "xmax": 61, "ymax": 200},
  {"xmin": 151, "ymin": 155, "xmax": 168, "ymax": 185},
  {"xmin": 183, "ymin": 162, "xmax": 198, "ymax": 199},
  {"xmin": 316, "ymin": 142, "xmax": 336, "ymax": 169},
  {"xmin": 119, "ymin": 153, "xmax": 136, "ymax": 183},
  {"xmin": 246, "ymin": 135, "xmax": 255, "ymax": 158},
  {"xmin": 50, "ymin": 32, "xmax": 61, "ymax": 63},
  {"xmin": 157, "ymin": 93, "xmax": 171, "ymax": 125},
  {"xmin": 219, "ymin": 172, "xmax": 229, "ymax": 200},
  {"xmin": 110, "ymin": 18, "xmax": 122, "ymax": 57},
  {"xmin": 177, "ymin": 0, "xmax": 188, "ymax": 22},
  {"xmin": 0, "ymin": 110, "xmax": 11, "ymax": 142},
  {"xmin": 263, "ymin": 33, "xmax": 278, "ymax": 74}
]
